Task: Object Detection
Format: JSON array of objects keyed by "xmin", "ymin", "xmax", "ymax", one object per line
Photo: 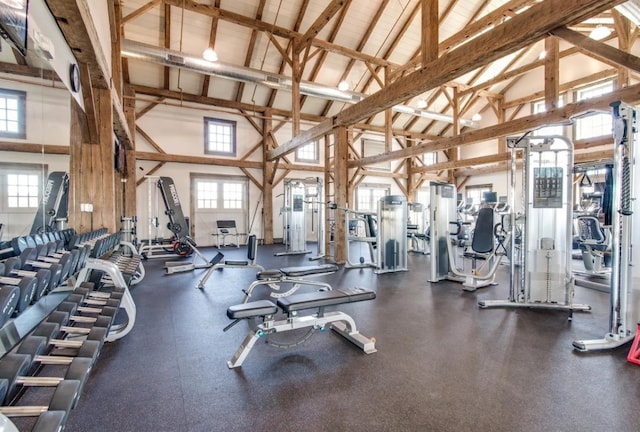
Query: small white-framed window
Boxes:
[
  {"xmin": 0, "ymin": 89, "xmax": 26, "ymax": 139},
  {"xmin": 422, "ymin": 152, "xmax": 437, "ymax": 165},
  {"xmin": 7, "ymin": 173, "xmax": 39, "ymax": 208},
  {"xmin": 574, "ymin": 81, "xmax": 613, "ymax": 140},
  {"xmin": 204, "ymin": 117, "xmax": 236, "ymax": 156},
  {"xmin": 356, "ymin": 183, "xmax": 390, "ymax": 212},
  {"xmin": 295, "ymin": 141, "xmax": 319, "ymax": 163},
  {"xmin": 532, "ymin": 99, "xmax": 564, "ymax": 137},
  {"xmin": 195, "ymin": 179, "xmax": 245, "ymax": 210}
]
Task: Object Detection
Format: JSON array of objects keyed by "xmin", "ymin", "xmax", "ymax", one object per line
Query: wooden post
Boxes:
[
  {"xmin": 123, "ymin": 85, "xmax": 137, "ymax": 217},
  {"xmin": 545, "ymin": 36, "xmax": 559, "ymax": 111},
  {"xmin": 262, "ymin": 110, "xmax": 274, "ymax": 244},
  {"xmin": 334, "ymin": 126, "xmax": 348, "ymax": 264}
]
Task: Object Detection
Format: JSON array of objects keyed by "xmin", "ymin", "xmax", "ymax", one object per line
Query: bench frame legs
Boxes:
[
  {"xmin": 227, "ymin": 311, "xmax": 376, "ymax": 368},
  {"xmin": 242, "ymin": 278, "xmax": 332, "ymax": 303}
]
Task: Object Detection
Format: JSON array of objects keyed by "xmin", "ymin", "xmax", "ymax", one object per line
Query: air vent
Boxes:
[
  {"xmin": 266, "ymin": 75, "xmax": 280, "ymax": 84},
  {"xmin": 351, "ymin": 95, "xmax": 363, "ymax": 101},
  {"xmin": 414, "ymin": 109, "xmax": 421, "ymax": 114},
  {"xmin": 166, "ymin": 54, "xmax": 185, "ymax": 65}
]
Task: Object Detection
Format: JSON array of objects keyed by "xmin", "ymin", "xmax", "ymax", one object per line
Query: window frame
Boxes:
[
  {"xmin": 573, "ymin": 81, "xmax": 614, "ymax": 141},
  {"xmin": 204, "ymin": 117, "xmax": 236, "ymax": 156},
  {"xmin": 356, "ymin": 183, "xmax": 390, "ymax": 213},
  {"xmin": 295, "ymin": 141, "xmax": 319, "ymax": 164},
  {"xmin": 0, "ymin": 88, "xmax": 27, "ymax": 139}
]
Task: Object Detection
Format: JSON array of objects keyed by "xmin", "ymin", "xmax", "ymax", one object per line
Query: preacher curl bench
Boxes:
[{"xmin": 224, "ymin": 287, "xmax": 377, "ymax": 368}]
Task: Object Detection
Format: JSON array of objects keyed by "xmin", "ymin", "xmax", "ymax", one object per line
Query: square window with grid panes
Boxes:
[
  {"xmin": 205, "ymin": 118, "xmax": 236, "ymax": 156},
  {"xmin": 356, "ymin": 185, "xmax": 389, "ymax": 213},
  {"xmin": 7, "ymin": 173, "xmax": 39, "ymax": 208},
  {"xmin": 0, "ymin": 89, "xmax": 26, "ymax": 139},
  {"xmin": 223, "ymin": 183, "xmax": 244, "ymax": 209},
  {"xmin": 196, "ymin": 181, "xmax": 218, "ymax": 209},
  {"xmin": 575, "ymin": 82, "xmax": 613, "ymax": 140},
  {"xmin": 296, "ymin": 141, "xmax": 318, "ymax": 163}
]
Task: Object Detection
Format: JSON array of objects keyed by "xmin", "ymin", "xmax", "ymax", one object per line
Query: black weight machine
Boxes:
[
  {"xmin": 30, "ymin": 172, "xmax": 69, "ymax": 235},
  {"xmin": 155, "ymin": 177, "xmax": 215, "ymax": 274}
]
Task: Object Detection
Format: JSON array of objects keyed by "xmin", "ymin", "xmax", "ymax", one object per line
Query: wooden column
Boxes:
[
  {"xmin": 448, "ymin": 87, "xmax": 460, "ymax": 184},
  {"xmin": 333, "ymin": 126, "xmax": 348, "ymax": 264},
  {"xmin": 291, "ymin": 40, "xmax": 302, "ymax": 136},
  {"xmin": 69, "ymin": 88, "xmax": 117, "ymax": 233},
  {"xmin": 544, "ymin": 36, "xmax": 559, "ymax": 111},
  {"xmin": 421, "ymin": 0, "xmax": 438, "ymax": 67},
  {"xmin": 262, "ymin": 110, "xmax": 275, "ymax": 244},
  {"xmin": 123, "ymin": 85, "xmax": 137, "ymax": 217},
  {"xmin": 406, "ymin": 136, "xmax": 416, "ymax": 201}
]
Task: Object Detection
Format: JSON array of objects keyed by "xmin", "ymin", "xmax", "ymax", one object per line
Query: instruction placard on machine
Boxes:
[{"xmin": 533, "ymin": 167, "xmax": 563, "ymax": 208}]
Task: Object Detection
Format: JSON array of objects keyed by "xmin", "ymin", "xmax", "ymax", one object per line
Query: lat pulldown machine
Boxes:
[{"xmin": 157, "ymin": 177, "xmax": 214, "ymax": 274}]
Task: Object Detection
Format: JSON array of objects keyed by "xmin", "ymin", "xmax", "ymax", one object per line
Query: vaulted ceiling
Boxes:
[{"xmin": 118, "ymin": 0, "xmax": 639, "ymax": 144}]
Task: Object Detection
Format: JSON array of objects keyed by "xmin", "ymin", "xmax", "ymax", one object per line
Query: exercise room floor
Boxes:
[{"xmin": 65, "ymin": 244, "xmax": 638, "ymax": 432}]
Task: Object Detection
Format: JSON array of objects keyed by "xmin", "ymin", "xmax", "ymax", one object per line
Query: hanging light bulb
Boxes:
[
  {"xmin": 338, "ymin": 80, "xmax": 349, "ymax": 91},
  {"xmin": 472, "ymin": 113, "xmax": 482, "ymax": 122},
  {"xmin": 202, "ymin": 47, "xmax": 218, "ymax": 62},
  {"xmin": 416, "ymin": 99, "xmax": 427, "ymax": 109},
  {"xmin": 589, "ymin": 25, "xmax": 611, "ymax": 40}
]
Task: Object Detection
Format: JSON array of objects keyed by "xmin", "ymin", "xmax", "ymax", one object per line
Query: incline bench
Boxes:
[
  {"xmin": 242, "ymin": 263, "xmax": 339, "ymax": 302},
  {"xmin": 214, "ymin": 220, "xmax": 244, "ymax": 248},
  {"xmin": 224, "ymin": 287, "xmax": 377, "ymax": 368}
]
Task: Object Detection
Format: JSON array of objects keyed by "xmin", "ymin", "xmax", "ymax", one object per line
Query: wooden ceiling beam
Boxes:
[
  {"xmin": 294, "ymin": 0, "xmax": 349, "ymax": 55},
  {"xmin": 122, "ymin": 0, "xmax": 162, "ymax": 25},
  {"xmin": 349, "ymin": 80, "xmax": 640, "ymax": 168},
  {"xmin": 162, "ymin": 0, "xmax": 392, "ymax": 67},
  {"xmin": 270, "ymin": 0, "xmax": 624, "ymax": 161},
  {"xmin": 550, "ymin": 26, "xmax": 640, "ymax": 73}
]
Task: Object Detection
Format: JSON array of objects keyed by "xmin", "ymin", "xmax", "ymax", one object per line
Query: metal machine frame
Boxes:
[
  {"xmin": 276, "ymin": 178, "xmax": 324, "ymax": 259},
  {"xmin": 479, "ymin": 134, "xmax": 590, "ymax": 314},
  {"xmin": 573, "ymin": 101, "xmax": 640, "ymax": 351}
]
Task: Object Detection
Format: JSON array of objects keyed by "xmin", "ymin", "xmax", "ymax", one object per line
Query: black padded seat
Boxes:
[
  {"xmin": 277, "ymin": 287, "xmax": 376, "ymax": 313},
  {"xmin": 256, "ymin": 269, "xmax": 283, "ymax": 280},
  {"xmin": 279, "ymin": 264, "xmax": 339, "ymax": 277},
  {"xmin": 227, "ymin": 300, "xmax": 278, "ymax": 320}
]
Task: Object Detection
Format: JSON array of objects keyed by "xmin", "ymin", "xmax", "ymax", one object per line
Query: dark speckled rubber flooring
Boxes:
[{"xmin": 62, "ymin": 244, "xmax": 639, "ymax": 432}]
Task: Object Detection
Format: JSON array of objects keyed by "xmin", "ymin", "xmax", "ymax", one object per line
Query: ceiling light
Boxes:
[
  {"xmin": 538, "ymin": 50, "xmax": 546, "ymax": 60},
  {"xmin": 416, "ymin": 99, "xmax": 427, "ymax": 109},
  {"xmin": 202, "ymin": 47, "xmax": 218, "ymax": 62},
  {"xmin": 472, "ymin": 113, "xmax": 482, "ymax": 122},
  {"xmin": 338, "ymin": 80, "xmax": 349, "ymax": 91},
  {"xmin": 589, "ymin": 25, "xmax": 611, "ymax": 40}
]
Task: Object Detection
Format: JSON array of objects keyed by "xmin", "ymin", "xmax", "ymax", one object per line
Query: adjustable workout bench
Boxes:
[
  {"xmin": 224, "ymin": 287, "xmax": 377, "ymax": 368},
  {"xmin": 196, "ymin": 235, "xmax": 264, "ymax": 289},
  {"xmin": 242, "ymin": 263, "xmax": 338, "ymax": 302}
]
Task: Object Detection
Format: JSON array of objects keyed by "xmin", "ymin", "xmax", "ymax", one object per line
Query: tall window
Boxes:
[
  {"xmin": 0, "ymin": 89, "xmax": 26, "ymax": 139},
  {"xmin": 356, "ymin": 184, "xmax": 389, "ymax": 212},
  {"xmin": 204, "ymin": 117, "xmax": 236, "ymax": 156},
  {"xmin": 195, "ymin": 179, "xmax": 245, "ymax": 210},
  {"xmin": 533, "ymin": 99, "xmax": 564, "ymax": 136},
  {"xmin": 7, "ymin": 173, "xmax": 39, "ymax": 208},
  {"xmin": 574, "ymin": 81, "xmax": 613, "ymax": 140},
  {"xmin": 295, "ymin": 141, "xmax": 318, "ymax": 163}
]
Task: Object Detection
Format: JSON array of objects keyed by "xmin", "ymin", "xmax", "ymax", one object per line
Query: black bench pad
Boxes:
[
  {"xmin": 224, "ymin": 260, "xmax": 249, "ymax": 266},
  {"xmin": 277, "ymin": 287, "xmax": 375, "ymax": 313},
  {"xmin": 227, "ymin": 300, "xmax": 277, "ymax": 320},
  {"xmin": 257, "ymin": 269, "xmax": 283, "ymax": 279},
  {"xmin": 279, "ymin": 264, "xmax": 339, "ymax": 277}
]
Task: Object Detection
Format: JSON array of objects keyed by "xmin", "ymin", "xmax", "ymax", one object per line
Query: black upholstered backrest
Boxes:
[{"xmin": 471, "ymin": 207, "xmax": 495, "ymax": 254}]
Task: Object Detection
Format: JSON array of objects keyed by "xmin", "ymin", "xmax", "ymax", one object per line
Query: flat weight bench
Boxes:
[
  {"xmin": 224, "ymin": 287, "xmax": 377, "ymax": 368},
  {"xmin": 242, "ymin": 263, "xmax": 339, "ymax": 303}
]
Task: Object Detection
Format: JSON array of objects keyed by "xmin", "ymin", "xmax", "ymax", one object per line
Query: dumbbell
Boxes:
[
  {"xmin": 30, "ymin": 322, "xmax": 108, "ymax": 361},
  {"xmin": 0, "ymin": 353, "xmax": 90, "ymax": 407},
  {"xmin": 0, "ymin": 262, "xmax": 38, "ymax": 316},
  {"xmin": 0, "ymin": 286, "xmax": 20, "ymax": 328},
  {"xmin": 30, "ymin": 249, "xmax": 78, "ymax": 283},
  {"xmin": 20, "ymin": 248, "xmax": 70, "ymax": 288},
  {"xmin": 45, "ymin": 311, "xmax": 112, "ymax": 336},
  {"xmin": 17, "ymin": 334, "xmax": 101, "ymax": 372},
  {"xmin": 0, "ymin": 378, "xmax": 75, "ymax": 432},
  {"xmin": 2, "ymin": 258, "xmax": 54, "ymax": 303}
]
